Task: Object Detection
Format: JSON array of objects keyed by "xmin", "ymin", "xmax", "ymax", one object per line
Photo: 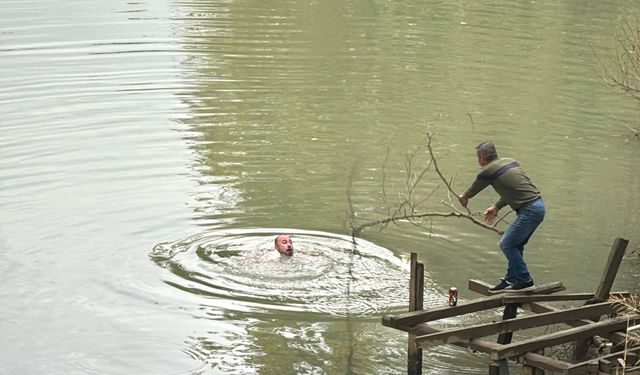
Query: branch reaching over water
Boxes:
[
  {"xmin": 352, "ymin": 211, "xmax": 503, "ymax": 236},
  {"xmin": 426, "ymin": 132, "xmax": 471, "ymax": 215},
  {"xmin": 627, "ymin": 124, "xmax": 639, "ymax": 139},
  {"xmin": 348, "ymin": 133, "xmax": 505, "ymax": 237},
  {"xmin": 440, "ymin": 200, "xmax": 505, "ymax": 235}
]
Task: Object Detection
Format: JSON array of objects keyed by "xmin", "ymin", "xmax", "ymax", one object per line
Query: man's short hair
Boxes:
[
  {"xmin": 274, "ymin": 235, "xmax": 287, "ymax": 246},
  {"xmin": 476, "ymin": 141, "xmax": 498, "ymax": 161}
]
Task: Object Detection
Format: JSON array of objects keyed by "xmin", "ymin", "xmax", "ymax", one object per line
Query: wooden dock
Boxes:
[{"xmin": 382, "ymin": 238, "xmax": 639, "ymax": 374}]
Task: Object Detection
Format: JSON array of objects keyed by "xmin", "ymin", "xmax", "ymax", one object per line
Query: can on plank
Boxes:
[{"xmin": 448, "ymin": 287, "xmax": 458, "ymax": 306}]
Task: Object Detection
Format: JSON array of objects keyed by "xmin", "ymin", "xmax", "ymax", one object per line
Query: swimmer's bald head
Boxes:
[{"xmin": 274, "ymin": 235, "xmax": 294, "ymax": 256}]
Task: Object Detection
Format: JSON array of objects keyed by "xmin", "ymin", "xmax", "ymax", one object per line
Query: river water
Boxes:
[{"xmin": 2, "ymin": 1, "xmax": 640, "ymax": 374}]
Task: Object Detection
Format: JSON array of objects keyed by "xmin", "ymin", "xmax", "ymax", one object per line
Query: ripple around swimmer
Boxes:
[
  {"xmin": 63, "ymin": 335, "xmax": 208, "ymax": 375},
  {"xmin": 150, "ymin": 228, "xmax": 443, "ymax": 317}
]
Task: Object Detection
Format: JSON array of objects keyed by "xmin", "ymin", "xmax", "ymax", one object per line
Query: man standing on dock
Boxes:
[{"xmin": 458, "ymin": 142, "xmax": 545, "ymax": 293}]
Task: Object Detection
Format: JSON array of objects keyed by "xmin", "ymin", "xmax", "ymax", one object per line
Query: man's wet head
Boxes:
[{"xmin": 274, "ymin": 235, "xmax": 294, "ymax": 256}]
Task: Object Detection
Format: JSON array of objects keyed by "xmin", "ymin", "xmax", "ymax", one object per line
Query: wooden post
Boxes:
[
  {"xmin": 522, "ymin": 365, "xmax": 545, "ymax": 375},
  {"xmin": 574, "ymin": 238, "xmax": 629, "ymax": 362},
  {"xmin": 523, "ymin": 350, "xmax": 545, "ymax": 375},
  {"xmin": 490, "ymin": 303, "xmax": 520, "ymax": 375},
  {"xmin": 408, "ymin": 253, "xmax": 424, "ymax": 375},
  {"xmin": 497, "ymin": 304, "xmax": 520, "ymax": 344},
  {"xmin": 593, "ymin": 237, "xmax": 629, "ymax": 302},
  {"xmin": 533, "ymin": 349, "xmax": 545, "ymax": 375}
]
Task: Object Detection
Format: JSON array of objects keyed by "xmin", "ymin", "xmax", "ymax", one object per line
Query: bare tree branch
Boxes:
[
  {"xmin": 594, "ymin": 16, "xmax": 640, "ymax": 138},
  {"xmin": 425, "ymin": 132, "xmax": 472, "ymax": 215},
  {"xmin": 381, "ymin": 145, "xmax": 390, "ymax": 204},
  {"xmin": 348, "ymin": 133, "xmax": 505, "ymax": 237},
  {"xmin": 440, "ymin": 200, "xmax": 504, "ymax": 234},
  {"xmin": 352, "ymin": 210, "xmax": 503, "ymax": 236},
  {"xmin": 495, "ymin": 209, "xmax": 514, "ymax": 226},
  {"xmin": 346, "ymin": 163, "xmax": 359, "ymax": 237}
]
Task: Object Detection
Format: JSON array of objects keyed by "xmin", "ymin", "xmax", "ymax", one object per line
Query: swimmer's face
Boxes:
[{"xmin": 275, "ymin": 235, "xmax": 294, "ymax": 256}]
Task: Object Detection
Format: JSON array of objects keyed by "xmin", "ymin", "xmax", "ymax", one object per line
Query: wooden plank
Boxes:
[
  {"xmin": 529, "ymin": 302, "xmax": 630, "ymax": 346},
  {"xmin": 408, "ymin": 322, "xmax": 504, "ymax": 355},
  {"xmin": 521, "ymin": 352, "xmax": 572, "ymax": 372},
  {"xmin": 469, "ymin": 279, "xmax": 504, "ymax": 295},
  {"xmin": 469, "ymin": 277, "xmax": 627, "ymax": 338},
  {"xmin": 527, "ymin": 302, "xmax": 557, "ymax": 314},
  {"xmin": 505, "ymin": 294, "xmax": 596, "ymax": 303},
  {"xmin": 407, "ymin": 254, "xmax": 422, "ymax": 375},
  {"xmin": 415, "ymin": 302, "xmax": 615, "ymax": 348},
  {"xmin": 566, "ymin": 346, "xmax": 640, "ymax": 374},
  {"xmin": 523, "ymin": 294, "xmax": 630, "ymax": 314},
  {"xmin": 531, "ymin": 350, "xmax": 546, "ymax": 375},
  {"xmin": 382, "ymin": 294, "xmax": 504, "ymax": 329},
  {"xmin": 480, "ymin": 281, "xmax": 631, "ymax": 346},
  {"xmin": 566, "ymin": 361, "xmax": 598, "ymax": 375},
  {"xmin": 593, "ymin": 238, "xmax": 629, "ymax": 302},
  {"xmin": 469, "ymin": 279, "xmax": 629, "ymax": 302},
  {"xmin": 576, "ymin": 238, "xmax": 629, "ymax": 362},
  {"xmin": 469, "ymin": 279, "xmax": 564, "ymax": 296},
  {"xmin": 491, "ymin": 315, "xmax": 639, "ymax": 361},
  {"xmin": 527, "ymin": 282, "xmax": 565, "ymax": 295}
]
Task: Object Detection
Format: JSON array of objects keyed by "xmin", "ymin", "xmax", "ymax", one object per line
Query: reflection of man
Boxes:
[
  {"xmin": 274, "ymin": 235, "xmax": 294, "ymax": 256},
  {"xmin": 458, "ymin": 141, "xmax": 545, "ymax": 294}
]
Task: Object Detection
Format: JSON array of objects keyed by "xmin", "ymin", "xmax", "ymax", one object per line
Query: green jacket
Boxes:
[{"xmin": 462, "ymin": 158, "xmax": 541, "ymax": 211}]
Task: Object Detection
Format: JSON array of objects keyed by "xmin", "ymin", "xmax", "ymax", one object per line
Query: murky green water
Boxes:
[{"xmin": 2, "ymin": 1, "xmax": 639, "ymax": 374}]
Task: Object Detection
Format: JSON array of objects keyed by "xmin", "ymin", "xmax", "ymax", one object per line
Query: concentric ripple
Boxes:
[
  {"xmin": 151, "ymin": 228, "xmax": 441, "ymax": 317},
  {"xmin": 58, "ymin": 335, "xmax": 209, "ymax": 375}
]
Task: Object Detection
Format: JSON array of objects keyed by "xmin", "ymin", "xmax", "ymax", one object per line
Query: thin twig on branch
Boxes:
[
  {"xmin": 352, "ymin": 211, "xmax": 503, "ymax": 237},
  {"xmin": 440, "ymin": 200, "xmax": 504, "ymax": 235},
  {"xmin": 426, "ymin": 132, "xmax": 472, "ymax": 215},
  {"xmin": 593, "ymin": 16, "xmax": 640, "ymax": 138}
]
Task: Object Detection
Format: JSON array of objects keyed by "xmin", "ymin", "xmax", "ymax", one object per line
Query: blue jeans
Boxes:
[{"xmin": 499, "ymin": 198, "xmax": 545, "ymax": 283}]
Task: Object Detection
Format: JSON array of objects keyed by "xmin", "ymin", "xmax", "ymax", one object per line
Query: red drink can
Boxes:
[{"xmin": 448, "ymin": 287, "xmax": 458, "ymax": 306}]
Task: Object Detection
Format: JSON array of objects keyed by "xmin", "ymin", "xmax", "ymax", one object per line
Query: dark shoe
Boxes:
[
  {"xmin": 505, "ymin": 279, "xmax": 535, "ymax": 293},
  {"xmin": 488, "ymin": 279, "xmax": 511, "ymax": 294}
]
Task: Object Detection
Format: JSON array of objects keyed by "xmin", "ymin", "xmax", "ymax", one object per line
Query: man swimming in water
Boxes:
[{"xmin": 274, "ymin": 234, "xmax": 294, "ymax": 256}]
